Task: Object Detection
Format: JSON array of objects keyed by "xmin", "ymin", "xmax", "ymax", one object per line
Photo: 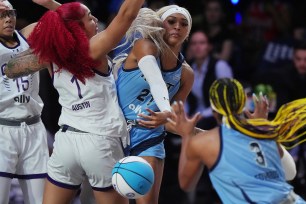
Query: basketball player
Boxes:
[
  {"xmin": 168, "ymin": 78, "xmax": 306, "ymax": 203},
  {"xmin": 115, "ymin": 5, "xmax": 194, "ymax": 204},
  {"xmin": 0, "ymin": 0, "xmax": 60, "ymax": 203},
  {"xmin": 4, "ymin": 0, "xmax": 144, "ymax": 204}
]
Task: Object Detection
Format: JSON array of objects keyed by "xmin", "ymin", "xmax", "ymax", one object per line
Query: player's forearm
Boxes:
[
  {"xmin": 33, "ymin": 0, "xmax": 61, "ymax": 11},
  {"xmin": 178, "ymin": 137, "xmax": 204, "ymax": 192},
  {"xmin": 117, "ymin": 0, "xmax": 144, "ymax": 22},
  {"xmin": 5, "ymin": 50, "xmax": 47, "ymax": 78}
]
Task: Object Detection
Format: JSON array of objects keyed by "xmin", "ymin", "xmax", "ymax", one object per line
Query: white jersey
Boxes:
[
  {"xmin": 0, "ymin": 31, "xmax": 43, "ymax": 119},
  {"xmin": 52, "ymin": 62, "xmax": 128, "ymax": 137}
]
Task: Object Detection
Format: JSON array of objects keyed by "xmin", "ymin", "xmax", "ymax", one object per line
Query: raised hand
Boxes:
[
  {"xmin": 245, "ymin": 92, "xmax": 269, "ymax": 119},
  {"xmin": 137, "ymin": 109, "xmax": 171, "ymax": 129},
  {"xmin": 167, "ymin": 101, "xmax": 201, "ymax": 138}
]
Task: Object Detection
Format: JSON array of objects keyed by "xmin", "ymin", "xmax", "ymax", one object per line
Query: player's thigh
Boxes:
[
  {"xmin": 43, "ymin": 179, "xmax": 78, "ymax": 204},
  {"xmin": 93, "ymin": 188, "xmax": 128, "ymax": 204},
  {"xmin": 136, "ymin": 156, "xmax": 164, "ymax": 204}
]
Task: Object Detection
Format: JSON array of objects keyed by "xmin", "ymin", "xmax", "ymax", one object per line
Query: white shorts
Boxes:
[
  {"xmin": 0, "ymin": 121, "xmax": 49, "ymax": 178},
  {"xmin": 48, "ymin": 130, "xmax": 124, "ymax": 191}
]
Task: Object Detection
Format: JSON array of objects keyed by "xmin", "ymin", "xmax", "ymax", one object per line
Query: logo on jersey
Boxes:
[
  {"xmin": 128, "ymin": 103, "xmax": 146, "ymax": 115},
  {"xmin": 14, "ymin": 95, "xmax": 30, "ymax": 103},
  {"xmin": 72, "ymin": 101, "xmax": 91, "ymax": 111}
]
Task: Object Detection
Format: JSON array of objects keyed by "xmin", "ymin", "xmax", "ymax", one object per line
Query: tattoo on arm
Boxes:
[{"xmin": 4, "ymin": 51, "xmax": 47, "ymax": 78}]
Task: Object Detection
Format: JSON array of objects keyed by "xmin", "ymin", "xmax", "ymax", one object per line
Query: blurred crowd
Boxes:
[{"xmin": 9, "ymin": 0, "xmax": 306, "ymax": 203}]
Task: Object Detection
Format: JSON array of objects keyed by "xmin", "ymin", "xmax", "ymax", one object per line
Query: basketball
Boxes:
[{"xmin": 112, "ymin": 156, "xmax": 154, "ymax": 199}]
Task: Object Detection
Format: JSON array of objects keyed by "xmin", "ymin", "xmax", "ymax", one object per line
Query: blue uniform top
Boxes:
[
  {"xmin": 116, "ymin": 53, "xmax": 184, "ymax": 148},
  {"xmin": 209, "ymin": 124, "xmax": 294, "ymax": 204}
]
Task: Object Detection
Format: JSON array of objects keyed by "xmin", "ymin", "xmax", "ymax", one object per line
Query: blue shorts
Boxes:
[
  {"xmin": 128, "ymin": 133, "xmax": 166, "ymax": 159},
  {"xmin": 137, "ymin": 142, "xmax": 165, "ymax": 159}
]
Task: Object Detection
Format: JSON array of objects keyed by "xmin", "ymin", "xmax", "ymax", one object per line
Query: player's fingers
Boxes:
[
  {"xmin": 178, "ymin": 101, "xmax": 186, "ymax": 115},
  {"xmin": 137, "ymin": 113, "xmax": 152, "ymax": 120},
  {"xmin": 252, "ymin": 93, "xmax": 259, "ymax": 107},
  {"xmin": 167, "ymin": 117, "xmax": 176, "ymax": 126},
  {"xmin": 146, "ymin": 108, "xmax": 157, "ymax": 115},
  {"xmin": 244, "ymin": 109, "xmax": 252, "ymax": 119},
  {"xmin": 137, "ymin": 119, "xmax": 155, "ymax": 127},
  {"xmin": 171, "ymin": 101, "xmax": 180, "ymax": 115},
  {"xmin": 191, "ymin": 112, "xmax": 202, "ymax": 124}
]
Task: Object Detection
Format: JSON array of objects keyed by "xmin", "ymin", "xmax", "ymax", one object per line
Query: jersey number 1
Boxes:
[{"xmin": 71, "ymin": 76, "xmax": 83, "ymax": 99}]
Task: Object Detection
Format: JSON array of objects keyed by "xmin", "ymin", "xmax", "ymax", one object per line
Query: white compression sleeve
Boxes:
[
  {"xmin": 138, "ymin": 55, "xmax": 171, "ymax": 112},
  {"xmin": 280, "ymin": 145, "xmax": 297, "ymax": 181}
]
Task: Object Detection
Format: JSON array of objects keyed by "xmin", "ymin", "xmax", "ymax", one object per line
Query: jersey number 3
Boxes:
[{"xmin": 249, "ymin": 142, "xmax": 266, "ymax": 167}]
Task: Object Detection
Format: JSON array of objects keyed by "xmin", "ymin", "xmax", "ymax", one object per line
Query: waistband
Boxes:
[
  {"xmin": 60, "ymin": 125, "xmax": 88, "ymax": 133},
  {"xmin": 129, "ymin": 132, "xmax": 166, "ymax": 156},
  {"xmin": 0, "ymin": 115, "xmax": 41, "ymax": 126}
]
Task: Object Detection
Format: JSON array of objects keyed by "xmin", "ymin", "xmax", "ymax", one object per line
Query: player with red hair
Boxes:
[
  {"xmin": 28, "ymin": 2, "xmax": 100, "ymax": 83},
  {"xmin": 5, "ymin": 0, "xmax": 145, "ymax": 203}
]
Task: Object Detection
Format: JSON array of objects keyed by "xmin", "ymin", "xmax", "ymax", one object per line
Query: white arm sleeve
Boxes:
[
  {"xmin": 138, "ymin": 55, "xmax": 171, "ymax": 112},
  {"xmin": 280, "ymin": 145, "xmax": 297, "ymax": 181}
]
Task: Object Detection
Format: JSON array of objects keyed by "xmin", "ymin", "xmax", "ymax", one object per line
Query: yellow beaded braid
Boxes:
[{"xmin": 209, "ymin": 78, "xmax": 306, "ymax": 149}]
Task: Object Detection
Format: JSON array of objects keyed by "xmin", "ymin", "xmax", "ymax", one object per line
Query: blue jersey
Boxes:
[
  {"xmin": 116, "ymin": 53, "xmax": 183, "ymax": 148},
  {"xmin": 209, "ymin": 124, "xmax": 294, "ymax": 204}
]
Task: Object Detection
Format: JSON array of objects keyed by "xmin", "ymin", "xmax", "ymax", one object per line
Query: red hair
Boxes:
[{"xmin": 28, "ymin": 2, "xmax": 100, "ymax": 83}]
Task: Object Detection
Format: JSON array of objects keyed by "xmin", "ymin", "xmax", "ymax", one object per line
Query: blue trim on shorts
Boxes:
[
  {"xmin": 130, "ymin": 132, "xmax": 166, "ymax": 156},
  {"xmin": 47, "ymin": 175, "xmax": 81, "ymax": 190},
  {"xmin": 92, "ymin": 185, "xmax": 113, "ymax": 192},
  {"xmin": 136, "ymin": 142, "xmax": 165, "ymax": 159},
  {"xmin": 0, "ymin": 172, "xmax": 15, "ymax": 178},
  {"xmin": 16, "ymin": 173, "xmax": 47, "ymax": 179}
]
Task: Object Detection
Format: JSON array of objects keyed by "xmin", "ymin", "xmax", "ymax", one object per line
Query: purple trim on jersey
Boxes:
[
  {"xmin": 209, "ymin": 125, "xmax": 223, "ymax": 172},
  {"xmin": 0, "ymin": 172, "xmax": 15, "ymax": 178},
  {"xmin": 93, "ymin": 66, "xmax": 111, "ymax": 77},
  {"xmin": 92, "ymin": 185, "xmax": 113, "ymax": 192},
  {"xmin": 17, "ymin": 30, "xmax": 28, "ymax": 42},
  {"xmin": 0, "ymin": 31, "xmax": 21, "ymax": 49},
  {"xmin": 15, "ymin": 173, "xmax": 47, "ymax": 180},
  {"xmin": 47, "ymin": 175, "xmax": 81, "ymax": 190}
]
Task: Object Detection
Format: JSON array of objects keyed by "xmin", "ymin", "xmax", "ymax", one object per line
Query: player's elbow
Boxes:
[{"xmin": 4, "ymin": 67, "xmax": 15, "ymax": 79}]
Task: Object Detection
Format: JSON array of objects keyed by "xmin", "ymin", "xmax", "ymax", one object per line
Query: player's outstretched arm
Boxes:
[
  {"xmin": 89, "ymin": 0, "xmax": 144, "ymax": 60},
  {"xmin": 4, "ymin": 49, "xmax": 50, "ymax": 78},
  {"xmin": 168, "ymin": 101, "xmax": 205, "ymax": 191}
]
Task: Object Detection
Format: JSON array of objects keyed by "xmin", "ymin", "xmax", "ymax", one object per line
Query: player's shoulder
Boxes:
[
  {"xmin": 189, "ymin": 127, "xmax": 220, "ymax": 167},
  {"xmin": 182, "ymin": 61, "xmax": 193, "ymax": 74},
  {"xmin": 181, "ymin": 61, "xmax": 194, "ymax": 82}
]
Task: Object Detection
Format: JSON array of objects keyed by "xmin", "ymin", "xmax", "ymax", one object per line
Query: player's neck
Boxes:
[{"xmin": 0, "ymin": 34, "xmax": 17, "ymax": 47}]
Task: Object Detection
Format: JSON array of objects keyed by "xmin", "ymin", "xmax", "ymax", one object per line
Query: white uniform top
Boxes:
[
  {"xmin": 52, "ymin": 61, "xmax": 128, "ymax": 138},
  {"xmin": 0, "ymin": 31, "xmax": 43, "ymax": 119}
]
